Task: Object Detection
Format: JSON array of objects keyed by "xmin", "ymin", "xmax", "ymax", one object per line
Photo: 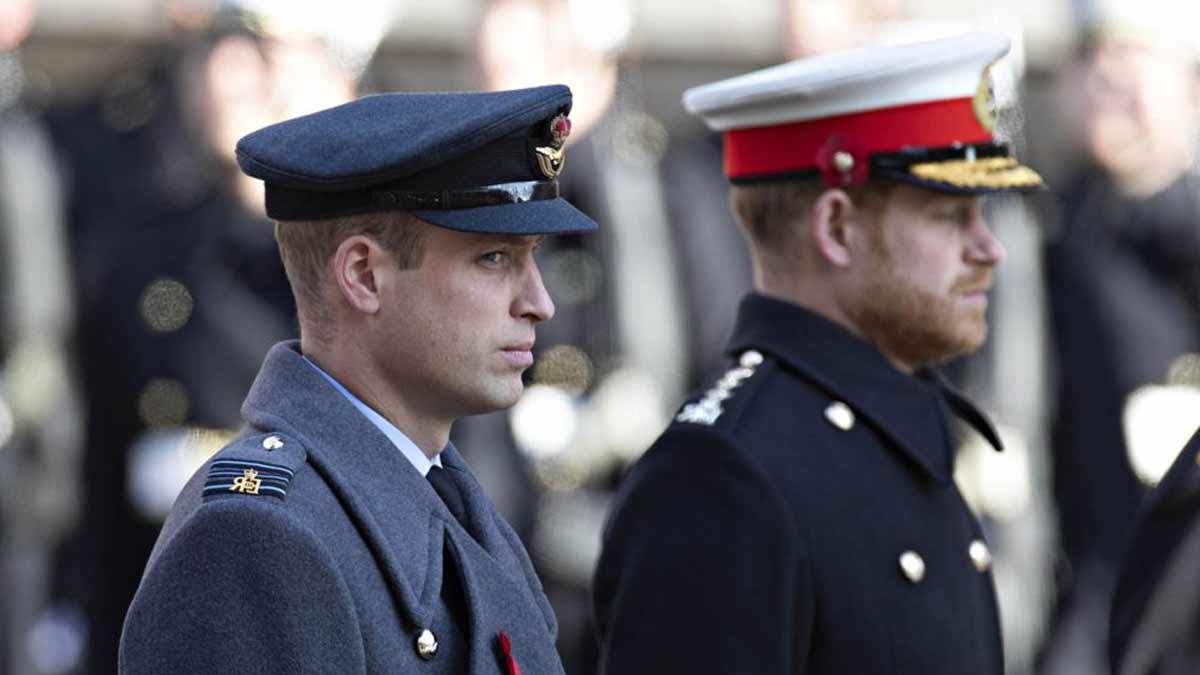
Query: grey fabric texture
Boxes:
[{"xmin": 119, "ymin": 341, "xmax": 561, "ymax": 674}]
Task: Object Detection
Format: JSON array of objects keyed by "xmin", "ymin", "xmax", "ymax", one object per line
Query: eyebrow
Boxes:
[{"xmin": 479, "ymin": 234, "xmax": 546, "ymax": 247}]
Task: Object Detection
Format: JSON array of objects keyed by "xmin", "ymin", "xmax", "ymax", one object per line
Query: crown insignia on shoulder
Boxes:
[
  {"xmin": 203, "ymin": 459, "xmax": 296, "ymax": 500},
  {"xmin": 675, "ymin": 350, "xmax": 764, "ymax": 426}
]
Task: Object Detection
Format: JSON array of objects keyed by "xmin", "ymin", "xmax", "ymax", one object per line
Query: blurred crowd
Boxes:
[{"xmin": 2, "ymin": 0, "xmax": 1200, "ymax": 673}]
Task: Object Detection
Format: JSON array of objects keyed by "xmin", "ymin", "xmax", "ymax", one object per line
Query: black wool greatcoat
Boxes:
[
  {"xmin": 593, "ymin": 293, "xmax": 1005, "ymax": 674},
  {"xmin": 1111, "ymin": 427, "xmax": 1200, "ymax": 675}
]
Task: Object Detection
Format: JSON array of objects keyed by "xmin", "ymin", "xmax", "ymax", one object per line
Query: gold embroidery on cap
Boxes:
[
  {"xmin": 972, "ymin": 66, "xmax": 997, "ymax": 133},
  {"xmin": 535, "ymin": 145, "xmax": 566, "ymax": 178},
  {"xmin": 908, "ymin": 156, "xmax": 1044, "ymax": 189}
]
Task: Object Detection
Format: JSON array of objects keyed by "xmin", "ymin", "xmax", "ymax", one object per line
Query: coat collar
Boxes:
[
  {"xmin": 727, "ymin": 293, "xmax": 1002, "ymax": 482},
  {"xmin": 239, "ymin": 341, "xmax": 520, "ymax": 630}
]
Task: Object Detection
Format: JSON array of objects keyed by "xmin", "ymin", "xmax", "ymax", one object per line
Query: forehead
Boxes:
[
  {"xmin": 883, "ymin": 183, "xmax": 983, "ymax": 212},
  {"xmin": 427, "ymin": 227, "xmax": 545, "ymax": 249}
]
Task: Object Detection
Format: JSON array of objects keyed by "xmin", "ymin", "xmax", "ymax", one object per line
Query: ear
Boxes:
[
  {"xmin": 332, "ymin": 235, "xmax": 384, "ymax": 315},
  {"xmin": 811, "ymin": 188, "xmax": 856, "ymax": 268}
]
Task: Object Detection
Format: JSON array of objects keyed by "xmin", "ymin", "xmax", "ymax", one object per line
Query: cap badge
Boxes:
[
  {"xmin": 972, "ymin": 66, "xmax": 997, "ymax": 133},
  {"xmin": 535, "ymin": 114, "xmax": 571, "ymax": 179}
]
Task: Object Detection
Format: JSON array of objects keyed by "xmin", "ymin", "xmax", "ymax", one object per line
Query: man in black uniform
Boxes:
[{"xmin": 593, "ymin": 33, "xmax": 1043, "ymax": 674}]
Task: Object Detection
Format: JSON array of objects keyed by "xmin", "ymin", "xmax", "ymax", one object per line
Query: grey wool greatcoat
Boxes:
[
  {"xmin": 593, "ymin": 293, "xmax": 1005, "ymax": 674},
  {"xmin": 119, "ymin": 341, "xmax": 562, "ymax": 674}
]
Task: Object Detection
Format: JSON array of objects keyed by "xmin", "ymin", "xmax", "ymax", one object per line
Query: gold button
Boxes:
[
  {"xmin": 740, "ymin": 350, "xmax": 764, "ymax": 368},
  {"xmin": 824, "ymin": 401, "xmax": 855, "ymax": 431},
  {"xmin": 415, "ymin": 629, "xmax": 438, "ymax": 660},
  {"xmin": 899, "ymin": 550, "xmax": 925, "ymax": 584},
  {"xmin": 969, "ymin": 540, "xmax": 992, "ymax": 572},
  {"xmin": 262, "ymin": 435, "xmax": 284, "ymax": 451}
]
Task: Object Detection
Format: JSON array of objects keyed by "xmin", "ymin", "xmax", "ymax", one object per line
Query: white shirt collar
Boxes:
[{"xmin": 302, "ymin": 356, "xmax": 443, "ymax": 477}]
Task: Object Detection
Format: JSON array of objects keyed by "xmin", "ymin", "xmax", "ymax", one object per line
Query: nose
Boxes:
[
  {"xmin": 967, "ymin": 215, "xmax": 1006, "ymax": 267},
  {"xmin": 513, "ymin": 260, "xmax": 555, "ymax": 323}
]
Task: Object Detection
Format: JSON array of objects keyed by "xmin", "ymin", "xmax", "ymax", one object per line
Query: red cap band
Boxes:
[{"xmin": 723, "ymin": 97, "xmax": 992, "ymax": 180}]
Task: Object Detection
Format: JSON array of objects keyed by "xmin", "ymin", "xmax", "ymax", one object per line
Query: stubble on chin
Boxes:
[{"xmin": 854, "ymin": 272, "xmax": 988, "ymax": 371}]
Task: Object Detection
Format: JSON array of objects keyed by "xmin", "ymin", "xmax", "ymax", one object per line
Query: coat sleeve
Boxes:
[
  {"xmin": 119, "ymin": 498, "xmax": 366, "ymax": 675},
  {"xmin": 593, "ymin": 427, "xmax": 813, "ymax": 674}
]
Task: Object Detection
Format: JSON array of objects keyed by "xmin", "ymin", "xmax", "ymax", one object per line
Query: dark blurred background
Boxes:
[{"xmin": 2, "ymin": 0, "xmax": 1199, "ymax": 673}]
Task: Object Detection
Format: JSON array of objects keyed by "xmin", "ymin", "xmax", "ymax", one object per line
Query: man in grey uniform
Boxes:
[{"xmin": 120, "ymin": 84, "xmax": 595, "ymax": 673}]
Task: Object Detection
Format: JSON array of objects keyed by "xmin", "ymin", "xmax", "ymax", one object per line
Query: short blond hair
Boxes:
[{"xmin": 275, "ymin": 211, "xmax": 426, "ymax": 346}]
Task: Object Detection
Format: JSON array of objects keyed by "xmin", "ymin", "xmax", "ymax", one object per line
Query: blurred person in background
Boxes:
[
  {"xmin": 1038, "ymin": 5, "xmax": 1200, "ymax": 672},
  {"xmin": 0, "ymin": 0, "xmax": 84, "ymax": 673},
  {"xmin": 468, "ymin": 2, "xmax": 753, "ymax": 671},
  {"xmin": 43, "ymin": 1, "xmax": 387, "ymax": 670},
  {"xmin": 594, "ymin": 32, "xmax": 1045, "ymax": 674}
]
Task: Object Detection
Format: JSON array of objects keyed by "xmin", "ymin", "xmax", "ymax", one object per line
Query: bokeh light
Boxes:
[
  {"xmin": 955, "ymin": 423, "xmax": 1033, "ymax": 522},
  {"xmin": 510, "ymin": 384, "xmax": 578, "ymax": 460},
  {"xmin": 136, "ymin": 378, "xmax": 190, "ymax": 428},
  {"xmin": 1123, "ymin": 384, "xmax": 1200, "ymax": 485},
  {"xmin": 532, "ymin": 344, "xmax": 595, "ymax": 394},
  {"xmin": 139, "ymin": 278, "xmax": 194, "ymax": 334},
  {"xmin": 544, "ymin": 248, "xmax": 604, "ymax": 306}
]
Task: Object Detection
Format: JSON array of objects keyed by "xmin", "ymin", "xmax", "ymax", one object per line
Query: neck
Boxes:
[
  {"xmin": 755, "ymin": 267, "xmax": 857, "ymax": 336},
  {"xmin": 753, "ymin": 272, "xmax": 916, "ymax": 375},
  {"xmin": 301, "ymin": 336, "xmax": 452, "ymax": 459}
]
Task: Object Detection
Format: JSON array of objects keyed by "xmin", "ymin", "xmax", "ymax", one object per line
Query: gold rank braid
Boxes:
[{"xmin": 908, "ymin": 156, "xmax": 1044, "ymax": 189}]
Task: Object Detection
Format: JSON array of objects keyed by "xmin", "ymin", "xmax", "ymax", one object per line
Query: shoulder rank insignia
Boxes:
[
  {"xmin": 675, "ymin": 350, "xmax": 764, "ymax": 426},
  {"xmin": 203, "ymin": 459, "xmax": 295, "ymax": 499}
]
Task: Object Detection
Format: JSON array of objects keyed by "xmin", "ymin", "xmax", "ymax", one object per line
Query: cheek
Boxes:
[
  {"xmin": 902, "ymin": 238, "xmax": 964, "ymax": 289},
  {"xmin": 423, "ymin": 275, "xmax": 512, "ymax": 347}
]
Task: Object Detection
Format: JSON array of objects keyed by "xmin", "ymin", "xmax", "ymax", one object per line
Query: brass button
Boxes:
[
  {"xmin": 415, "ymin": 629, "xmax": 438, "ymax": 660},
  {"xmin": 899, "ymin": 550, "xmax": 925, "ymax": 584},
  {"xmin": 824, "ymin": 401, "xmax": 855, "ymax": 431},
  {"xmin": 262, "ymin": 435, "xmax": 284, "ymax": 451},
  {"xmin": 740, "ymin": 350, "xmax": 764, "ymax": 368},
  {"xmin": 969, "ymin": 540, "xmax": 992, "ymax": 572}
]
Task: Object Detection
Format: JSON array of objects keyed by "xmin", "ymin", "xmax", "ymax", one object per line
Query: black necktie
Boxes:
[{"xmin": 427, "ymin": 465, "xmax": 468, "ymax": 528}]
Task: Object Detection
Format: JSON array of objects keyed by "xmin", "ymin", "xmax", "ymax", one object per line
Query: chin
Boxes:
[{"xmin": 461, "ymin": 379, "xmax": 525, "ymax": 415}]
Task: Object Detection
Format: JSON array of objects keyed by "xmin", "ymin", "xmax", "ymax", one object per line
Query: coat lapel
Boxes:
[{"xmin": 439, "ymin": 444, "xmax": 561, "ymax": 672}]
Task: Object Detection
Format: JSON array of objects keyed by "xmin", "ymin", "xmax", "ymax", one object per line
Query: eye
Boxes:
[
  {"xmin": 479, "ymin": 250, "xmax": 507, "ymax": 266},
  {"xmin": 932, "ymin": 205, "xmax": 972, "ymax": 226}
]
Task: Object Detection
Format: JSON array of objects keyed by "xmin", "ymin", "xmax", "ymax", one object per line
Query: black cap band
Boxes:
[
  {"xmin": 265, "ymin": 180, "xmax": 560, "ymax": 220},
  {"xmin": 373, "ymin": 180, "xmax": 560, "ymax": 211}
]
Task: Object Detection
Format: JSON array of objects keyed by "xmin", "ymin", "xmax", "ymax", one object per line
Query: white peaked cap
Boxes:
[
  {"xmin": 683, "ymin": 32, "xmax": 1010, "ymax": 131},
  {"xmin": 680, "ymin": 32, "xmax": 1043, "ymax": 194}
]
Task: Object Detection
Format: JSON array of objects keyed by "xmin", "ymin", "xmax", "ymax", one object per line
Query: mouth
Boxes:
[
  {"xmin": 500, "ymin": 341, "xmax": 536, "ymax": 369},
  {"xmin": 959, "ymin": 286, "xmax": 991, "ymax": 306}
]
